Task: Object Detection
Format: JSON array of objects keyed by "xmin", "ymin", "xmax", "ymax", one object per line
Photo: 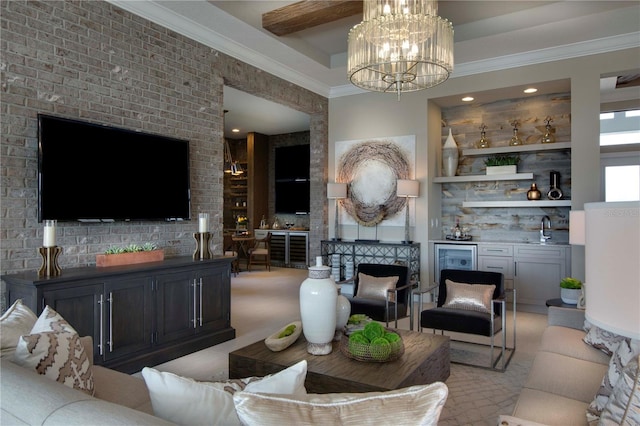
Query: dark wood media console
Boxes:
[{"xmin": 2, "ymin": 256, "xmax": 236, "ymax": 374}]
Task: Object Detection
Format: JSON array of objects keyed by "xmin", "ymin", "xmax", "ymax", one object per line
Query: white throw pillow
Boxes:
[
  {"xmin": 12, "ymin": 306, "xmax": 94, "ymax": 395},
  {"xmin": 0, "ymin": 299, "xmax": 37, "ymax": 358},
  {"xmin": 600, "ymin": 355, "xmax": 640, "ymax": 425},
  {"xmin": 233, "ymin": 381, "xmax": 449, "ymax": 426},
  {"xmin": 142, "ymin": 360, "xmax": 307, "ymax": 426}
]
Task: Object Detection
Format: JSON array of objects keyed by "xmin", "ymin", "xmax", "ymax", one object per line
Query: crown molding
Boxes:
[{"xmin": 107, "ymin": 1, "xmax": 639, "ymax": 100}]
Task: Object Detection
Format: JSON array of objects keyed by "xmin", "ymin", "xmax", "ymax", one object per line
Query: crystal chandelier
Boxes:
[{"xmin": 347, "ymin": 0, "xmax": 454, "ymax": 100}]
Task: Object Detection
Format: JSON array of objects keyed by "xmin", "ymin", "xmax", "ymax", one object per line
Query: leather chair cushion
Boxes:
[
  {"xmin": 347, "ymin": 297, "xmax": 406, "ymax": 322},
  {"xmin": 420, "ymin": 307, "xmax": 501, "ymax": 336}
]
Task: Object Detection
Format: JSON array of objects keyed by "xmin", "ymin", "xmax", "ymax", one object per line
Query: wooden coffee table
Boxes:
[{"xmin": 229, "ymin": 329, "xmax": 450, "ymax": 393}]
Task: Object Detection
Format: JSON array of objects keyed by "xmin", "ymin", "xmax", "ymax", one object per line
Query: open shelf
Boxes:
[
  {"xmin": 462, "ymin": 142, "xmax": 571, "ymax": 157},
  {"xmin": 433, "ymin": 173, "xmax": 533, "ymax": 183},
  {"xmin": 462, "ymin": 200, "xmax": 572, "ymax": 208}
]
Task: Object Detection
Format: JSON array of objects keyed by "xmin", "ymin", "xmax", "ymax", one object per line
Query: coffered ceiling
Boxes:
[{"xmin": 107, "ymin": 1, "xmax": 640, "ymax": 137}]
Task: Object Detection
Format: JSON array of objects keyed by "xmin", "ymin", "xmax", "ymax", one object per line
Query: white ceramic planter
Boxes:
[
  {"xmin": 300, "ymin": 257, "xmax": 337, "ymax": 355},
  {"xmin": 486, "ymin": 165, "xmax": 517, "ymax": 175},
  {"xmin": 561, "ymin": 287, "xmax": 581, "ymax": 304}
]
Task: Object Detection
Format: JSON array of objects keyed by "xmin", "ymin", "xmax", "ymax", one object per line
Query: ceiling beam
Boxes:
[{"xmin": 262, "ymin": 1, "xmax": 362, "ymax": 36}]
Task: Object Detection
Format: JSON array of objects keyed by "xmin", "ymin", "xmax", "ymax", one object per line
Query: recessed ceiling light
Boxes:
[
  {"xmin": 462, "ymin": 96, "xmax": 474, "ymax": 102},
  {"xmin": 232, "ymin": 128, "xmax": 240, "ymax": 133},
  {"xmin": 523, "ymin": 88, "xmax": 538, "ymax": 94}
]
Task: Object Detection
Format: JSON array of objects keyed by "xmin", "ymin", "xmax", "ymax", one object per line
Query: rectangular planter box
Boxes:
[
  {"xmin": 486, "ymin": 165, "xmax": 517, "ymax": 175},
  {"xmin": 96, "ymin": 249, "xmax": 164, "ymax": 267}
]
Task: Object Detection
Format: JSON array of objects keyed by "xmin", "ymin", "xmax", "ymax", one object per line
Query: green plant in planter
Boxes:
[
  {"xmin": 484, "ymin": 154, "xmax": 521, "ymax": 167},
  {"xmin": 104, "ymin": 243, "xmax": 158, "ymax": 254},
  {"xmin": 560, "ymin": 277, "xmax": 582, "ymax": 289}
]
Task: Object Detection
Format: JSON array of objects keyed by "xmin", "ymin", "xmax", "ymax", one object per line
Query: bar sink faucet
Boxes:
[{"xmin": 540, "ymin": 215, "xmax": 552, "ymax": 243}]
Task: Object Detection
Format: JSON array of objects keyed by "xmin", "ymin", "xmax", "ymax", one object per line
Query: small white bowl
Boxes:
[{"xmin": 264, "ymin": 321, "xmax": 302, "ymax": 352}]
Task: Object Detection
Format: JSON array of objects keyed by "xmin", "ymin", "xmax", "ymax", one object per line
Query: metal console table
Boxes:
[{"xmin": 321, "ymin": 240, "xmax": 420, "ymax": 283}]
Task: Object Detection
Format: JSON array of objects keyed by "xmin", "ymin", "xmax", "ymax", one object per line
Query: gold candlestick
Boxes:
[
  {"xmin": 193, "ymin": 232, "xmax": 212, "ymax": 260},
  {"xmin": 38, "ymin": 246, "xmax": 62, "ymax": 277}
]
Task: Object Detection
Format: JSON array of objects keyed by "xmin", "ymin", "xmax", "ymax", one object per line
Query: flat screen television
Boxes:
[
  {"xmin": 38, "ymin": 114, "xmax": 191, "ymax": 222},
  {"xmin": 275, "ymin": 180, "xmax": 310, "ymax": 215}
]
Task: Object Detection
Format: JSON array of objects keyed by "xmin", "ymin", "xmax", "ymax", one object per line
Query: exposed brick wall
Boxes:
[{"xmin": 0, "ymin": 1, "xmax": 328, "ymax": 285}]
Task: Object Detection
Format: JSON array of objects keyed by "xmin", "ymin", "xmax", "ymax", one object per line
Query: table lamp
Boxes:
[
  {"xmin": 396, "ymin": 180, "xmax": 419, "ymax": 244},
  {"xmin": 327, "ymin": 183, "xmax": 347, "ymax": 241}
]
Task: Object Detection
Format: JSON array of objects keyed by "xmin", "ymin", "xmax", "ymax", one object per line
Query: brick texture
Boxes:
[{"xmin": 0, "ymin": 1, "xmax": 328, "ymax": 288}]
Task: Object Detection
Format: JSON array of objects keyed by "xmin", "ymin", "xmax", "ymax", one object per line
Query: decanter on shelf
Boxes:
[
  {"xmin": 541, "ymin": 116, "xmax": 556, "ymax": 144},
  {"xmin": 476, "ymin": 124, "xmax": 490, "ymax": 149}
]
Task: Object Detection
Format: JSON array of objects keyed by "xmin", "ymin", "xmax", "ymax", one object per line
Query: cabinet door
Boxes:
[
  {"xmin": 104, "ymin": 277, "xmax": 153, "ymax": 361},
  {"xmin": 515, "ymin": 259, "xmax": 565, "ymax": 306},
  {"xmin": 288, "ymin": 233, "xmax": 308, "ymax": 266},
  {"xmin": 196, "ymin": 266, "xmax": 231, "ymax": 334},
  {"xmin": 42, "ymin": 283, "xmax": 103, "ymax": 364},
  {"xmin": 155, "ymin": 270, "xmax": 198, "ymax": 344}
]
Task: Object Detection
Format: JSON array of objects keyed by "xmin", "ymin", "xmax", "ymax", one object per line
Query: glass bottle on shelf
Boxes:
[
  {"xmin": 509, "ymin": 121, "xmax": 523, "ymax": 146},
  {"xmin": 476, "ymin": 124, "xmax": 490, "ymax": 149},
  {"xmin": 541, "ymin": 117, "xmax": 556, "ymax": 144}
]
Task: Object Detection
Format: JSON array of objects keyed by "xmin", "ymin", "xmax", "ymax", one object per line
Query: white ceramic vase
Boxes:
[
  {"xmin": 442, "ymin": 128, "xmax": 459, "ymax": 177},
  {"xmin": 300, "ymin": 257, "xmax": 337, "ymax": 355},
  {"xmin": 334, "ymin": 288, "xmax": 351, "ymax": 341}
]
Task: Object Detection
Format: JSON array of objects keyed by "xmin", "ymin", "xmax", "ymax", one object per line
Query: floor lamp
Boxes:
[
  {"xmin": 327, "ymin": 183, "xmax": 347, "ymax": 241},
  {"xmin": 397, "ymin": 180, "xmax": 419, "ymax": 244}
]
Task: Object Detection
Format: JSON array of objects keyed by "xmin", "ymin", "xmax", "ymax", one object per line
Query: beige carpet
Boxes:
[{"xmin": 151, "ymin": 267, "xmax": 547, "ymax": 425}]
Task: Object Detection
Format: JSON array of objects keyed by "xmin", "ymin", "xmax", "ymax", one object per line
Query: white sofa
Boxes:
[{"xmin": 500, "ymin": 307, "xmax": 638, "ymax": 425}]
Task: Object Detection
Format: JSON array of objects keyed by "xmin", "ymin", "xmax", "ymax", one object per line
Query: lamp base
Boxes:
[
  {"xmin": 38, "ymin": 246, "xmax": 62, "ymax": 277},
  {"xmin": 193, "ymin": 232, "xmax": 213, "ymax": 260},
  {"xmin": 402, "ymin": 240, "xmax": 413, "ymax": 245},
  {"xmin": 331, "ymin": 237, "xmax": 342, "ymax": 241}
]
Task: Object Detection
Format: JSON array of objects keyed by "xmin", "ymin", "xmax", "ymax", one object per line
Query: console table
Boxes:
[
  {"xmin": 2, "ymin": 256, "xmax": 236, "ymax": 374},
  {"xmin": 321, "ymin": 240, "xmax": 420, "ymax": 282}
]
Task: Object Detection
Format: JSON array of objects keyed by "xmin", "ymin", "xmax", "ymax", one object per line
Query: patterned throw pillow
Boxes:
[
  {"xmin": 587, "ymin": 338, "xmax": 640, "ymax": 422},
  {"xmin": 12, "ymin": 306, "xmax": 94, "ymax": 395},
  {"xmin": 583, "ymin": 324, "xmax": 628, "ymax": 356},
  {"xmin": 0, "ymin": 299, "xmax": 37, "ymax": 358},
  {"xmin": 443, "ymin": 279, "xmax": 496, "ymax": 314},
  {"xmin": 355, "ymin": 273, "xmax": 399, "ymax": 303},
  {"xmin": 600, "ymin": 355, "xmax": 640, "ymax": 425}
]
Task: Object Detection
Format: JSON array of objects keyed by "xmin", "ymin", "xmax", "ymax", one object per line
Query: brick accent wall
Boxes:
[{"xmin": 0, "ymin": 1, "xmax": 328, "ymax": 286}]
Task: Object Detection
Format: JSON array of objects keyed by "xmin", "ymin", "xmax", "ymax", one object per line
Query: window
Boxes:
[{"xmin": 600, "ymin": 109, "xmax": 640, "ymax": 201}]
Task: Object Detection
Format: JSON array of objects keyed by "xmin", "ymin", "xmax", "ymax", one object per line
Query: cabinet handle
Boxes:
[
  {"xmin": 107, "ymin": 292, "xmax": 113, "ymax": 352},
  {"xmin": 514, "ymin": 262, "xmax": 517, "ymax": 276},
  {"xmin": 486, "ymin": 249, "xmax": 503, "ymax": 252},
  {"xmin": 486, "ymin": 266, "xmax": 503, "ymax": 270},
  {"xmin": 98, "ymin": 294, "xmax": 104, "ymax": 356},
  {"xmin": 192, "ymin": 280, "xmax": 197, "ymax": 329},
  {"xmin": 198, "ymin": 277, "xmax": 203, "ymax": 327}
]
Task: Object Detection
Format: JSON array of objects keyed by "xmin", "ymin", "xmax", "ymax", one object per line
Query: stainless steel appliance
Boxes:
[{"xmin": 434, "ymin": 243, "xmax": 477, "ymax": 283}]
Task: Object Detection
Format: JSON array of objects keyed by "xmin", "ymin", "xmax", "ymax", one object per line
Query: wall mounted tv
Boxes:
[{"xmin": 38, "ymin": 114, "xmax": 191, "ymax": 222}]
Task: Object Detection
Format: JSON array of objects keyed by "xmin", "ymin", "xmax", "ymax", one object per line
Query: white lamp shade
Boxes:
[
  {"xmin": 585, "ymin": 201, "xmax": 640, "ymax": 340},
  {"xmin": 569, "ymin": 210, "xmax": 585, "ymax": 245},
  {"xmin": 397, "ymin": 180, "xmax": 419, "ymax": 197},
  {"xmin": 327, "ymin": 183, "xmax": 347, "ymax": 199}
]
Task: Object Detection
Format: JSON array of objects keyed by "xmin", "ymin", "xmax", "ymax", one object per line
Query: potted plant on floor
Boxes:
[
  {"xmin": 484, "ymin": 154, "xmax": 520, "ymax": 175},
  {"xmin": 96, "ymin": 243, "xmax": 164, "ymax": 267},
  {"xmin": 559, "ymin": 277, "xmax": 582, "ymax": 304}
]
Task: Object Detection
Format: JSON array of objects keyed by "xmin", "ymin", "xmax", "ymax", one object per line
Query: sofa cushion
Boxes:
[
  {"xmin": 356, "ymin": 272, "xmax": 398, "ymax": 302},
  {"xmin": 232, "ymin": 382, "xmax": 448, "ymax": 426},
  {"xmin": 141, "ymin": 360, "xmax": 307, "ymax": 425},
  {"xmin": 524, "ymin": 351, "xmax": 608, "ymax": 403},
  {"xmin": 0, "ymin": 299, "xmax": 37, "ymax": 358},
  {"xmin": 12, "ymin": 306, "xmax": 94, "ymax": 396},
  {"xmin": 511, "ymin": 388, "xmax": 591, "ymax": 425},
  {"xmin": 443, "ymin": 279, "xmax": 495, "ymax": 314},
  {"xmin": 540, "ymin": 326, "xmax": 610, "ymax": 365},
  {"xmin": 587, "ymin": 338, "xmax": 640, "ymax": 421},
  {"xmin": 92, "ymin": 365, "xmax": 153, "ymax": 415}
]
